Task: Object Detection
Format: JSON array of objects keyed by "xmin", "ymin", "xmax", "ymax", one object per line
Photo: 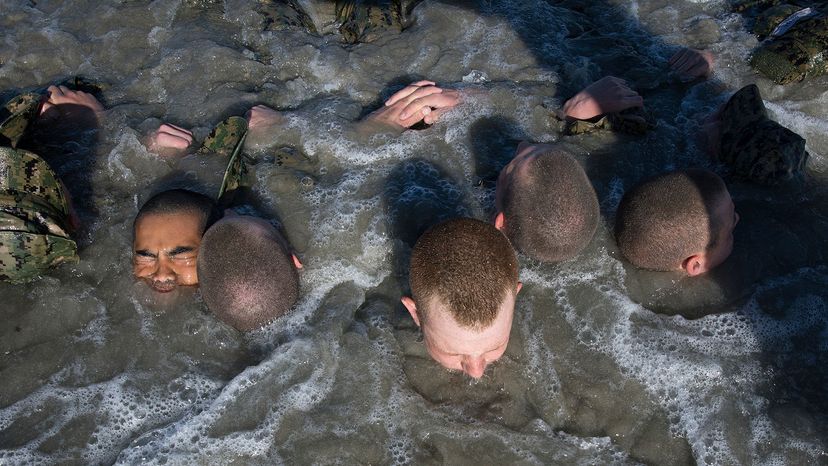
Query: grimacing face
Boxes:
[
  {"xmin": 404, "ymin": 284, "xmax": 521, "ymax": 379},
  {"xmin": 132, "ymin": 211, "xmax": 204, "ymax": 293}
]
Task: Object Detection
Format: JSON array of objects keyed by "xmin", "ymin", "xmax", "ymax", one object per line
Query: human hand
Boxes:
[
  {"xmin": 246, "ymin": 105, "xmax": 285, "ymax": 131},
  {"xmin": 366, "ymin": 80, "xmax": 461, "ymax": 129},
  {"xmin": 669, "ymin": 48, "xmax": 713, "ymax": 82},
  {"xmin": 562, "ymin": 76, "xmax": 644, "ymax": 120},
  {"xmin": 40, "ymin": 85, "xmax": 104, "ymax": 115},
  {"xmin": 147, "ymin": 123, "xmax": 194, "ymax": 154}
]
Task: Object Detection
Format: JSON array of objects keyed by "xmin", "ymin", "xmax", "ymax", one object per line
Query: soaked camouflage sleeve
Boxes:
[
  {"xmin": 0, "ymin": 147, "xmax": 78, "ymax": 283},
  {"xmin": 561, "ymin": 107, "xmax": 656, "ymax": 136},
  {"xmin": 0, "ymin": 93, "xmax": 42, "ymax": 149},
  {"xmin": 257, "ymin": 0, "xmax": 418, "ymax": 44},
  {"xmin": 750, "ymin": 14, "xmax": 828, "ymax": 84},
  {"xmin": 196, "ymin": 116, "xmax": 249, "ymax": 202},
  {"xmin": 717, "ymin": 84, "xmax": 809, "ymax": 185},
  {"xmin": 752, "ymin": 4, "xmax": 806, "ymax": 37}
]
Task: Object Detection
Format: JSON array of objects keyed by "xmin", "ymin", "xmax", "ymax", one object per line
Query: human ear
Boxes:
[
  {"xmin": 682, "ymin": 254, "xmax": 707, "ymax": 276},
  {"xmin": 401, "ymin": 296, "xmax": 420, "ymax": 326},
  {"xmin": 494, "ymin": 212, "xmax": 506, "ymax": 231}
]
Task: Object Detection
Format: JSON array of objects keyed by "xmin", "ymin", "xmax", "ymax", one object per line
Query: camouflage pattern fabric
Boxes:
[
  {"xmin": 752, "ymin": 4, "xmax": 807, "ymax": 36},
  {"xmin": 718, "ymin": 84, "xmax": 809, "ymax": 185},
  {"xmin": 730, "ymin": 1, "xmax": 828, "ymax": 83},
  {"xmin": 196, "ymin": 116, "xmax": 249, "ymax": 202},
  {"xmin": 562, "ymin": 107, "xmax": 656, "ymax": 136},
  {"xmin": 257, "ymin": 0, "xmax": 420, "ymax": 44},
  {"xmin": 749, "ymin": 14, "xmax": 828, "ymax": 84},
  {"xmin": 0, "ymin": 146, "xmax": 78, "ymax": 283},
  {"xmin": 0, "ymin": 93, "xmax": 42, "ymax": 148}
]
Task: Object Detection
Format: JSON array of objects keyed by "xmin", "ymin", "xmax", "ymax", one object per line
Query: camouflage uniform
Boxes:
[
  {"xmin": 560, "ymin": 107, "xmax": 656, "ymax": 136},
  {"xmin": 256, "ymin": 0, "xmax": 421, "ymax": 44},
  {"xmin": 0, "ymin": 93, "xmax": 78, "ymax": 283},
  {"xmin": 732, "ymin": 0, "xmax": 828, "ymax": 83},
  {"xmin": 717, "ymin": 84, "xmax": 809, "ymax": 185},
  {"xmin": 196, "ymin": 116, "xmax": 249, "ymax": 205}
]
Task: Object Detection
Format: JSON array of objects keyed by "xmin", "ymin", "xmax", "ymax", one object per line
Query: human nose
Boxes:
[
  {"xmin": 152, "ymin": 257, "xmax": 176, "ymax": 282},
  {"xmin": 461, "ymin": 355, "xmax": 487, "ymax": 379}
]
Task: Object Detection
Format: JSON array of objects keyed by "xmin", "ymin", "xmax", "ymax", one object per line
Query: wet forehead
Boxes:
[
  {"xmin": 133, "ymin": 211, "xmax": 203, "ymax": 251},
  {"xmin": 422, "ymin": 293, "xmax": 516, "ymax": 355}
]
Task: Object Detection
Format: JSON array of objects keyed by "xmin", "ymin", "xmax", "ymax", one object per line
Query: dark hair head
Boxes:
[
  {"xmin": 133, "ymin": 189, "xmax": 220, "ymax": 236},
  {"xmin": 409, "ymin": 217, "xmax": 518, "ymax": 329},
  {"xmin": 499, "ymin": 149, "xmax": 599, "ymax": 262},
  {"xmin": 614, "ymin": 169, "xmax": 728, "ymax": 271},
  {"xmin": 197, "ymin": 217, "xmax": 300, "ymax": 331}
]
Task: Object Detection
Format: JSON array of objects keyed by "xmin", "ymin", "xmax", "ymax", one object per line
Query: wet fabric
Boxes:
[
  {"xmin": 0, "ymin": 93, "xmax": 42, "ymax": 149},
  {"xmin": 256, "ymin": 0, "xmax": 420, "ymax": 44},
  {"xmin": 196, "ymin": 116, "xmax": 249, "ymax": 204},
  {"xmin": 731, "ymin": 1, "xmax": 828, "ymax": 83},
  {"xmin": 718, "ymin": 84, "xmax": 809, "ymax": 185},
  {"xmin": 0, "ymin": 147, "xmax": 77, "ymax": 283},
  {"xmin": 749, "ymin": 14, "xmax": 828, "ymax": 84},
  {"xmin": 560, "ymin": 107, "xmax": 656, "ymax": 136}
]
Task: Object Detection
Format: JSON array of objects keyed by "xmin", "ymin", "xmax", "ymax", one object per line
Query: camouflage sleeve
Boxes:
[
  {"xmin": 257, "ymin": 0, "xmax": 418, "ymax": 44},
  {"xmin": 0, "ymin": 146, "xmax": 78, "ymax": 283},
  {"xmin": 196, "ymin": 116, "xmax": 249, "ymax": 203},
  {"xmin": 750, "ymin": 14, "xmax": 828, "ymax": 84},
  {"xmin": 717, "ymin": 84, "xmax": 809, "ymax": 185},
  {"xmin": 560, "ymin": 107, "xmax": 656, "ymax": 136},
  {"xmin": 0, "ymin": 93, "xmax": 43, "ymax": 149}
]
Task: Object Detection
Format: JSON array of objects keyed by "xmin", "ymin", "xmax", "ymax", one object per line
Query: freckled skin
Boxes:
[
  {"xmin": 405, "ymin": 285, "xmax": 521, "ymax": 379},
  {"xmin": 132, "ymin": 212, "xmax": 203, "ymax": 293}
]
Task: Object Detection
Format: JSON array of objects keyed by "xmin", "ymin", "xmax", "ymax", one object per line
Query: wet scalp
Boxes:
[
  {"xmin": 614, "ymin": 169, "xmax": 728, "ymax": 271},
  {"xmin": 409, "ymin": 217, "xmax": 518, "ymax": 329},
  {"xmin": 197, "ymin": 217, "xmax": 299, "ymax": 331},
  {"xmin": 500, "ymin": 149, "xmax": 599, "ymax": 263},
  {"xmin": 133, "ymin": 189, "xmax": 219, "ymax": 236}
]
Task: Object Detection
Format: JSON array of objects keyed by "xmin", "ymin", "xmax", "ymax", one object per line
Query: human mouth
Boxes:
[{"xmin": 150, "ymin": 281, "xmax": 176, "ymax": 293}]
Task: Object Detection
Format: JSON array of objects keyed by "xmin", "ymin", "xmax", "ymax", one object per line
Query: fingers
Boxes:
[
  {"xmin": 157, "ymin": 124, "xmax": 193, "ymax": 144},
  {"xmin": 399, "ymin": 88, "xmax": 458, "ymax": 120},
  {"xmin": 423, "ymin": 106, "xmax": 452, "ymax": 125},
  {"xmin": 384, "ymin": 81, "xmax": 438, "ymax": 107},
  {"xmin": 149, "ymin": 123, "xmax": 194, "ymax": 152},
  {"xmin": 46, "ymin": 85, "xmax": 65, "ymax": 99},
  {"xmin": 153, "ymin": 132, "xmax": 192, "ymax": 150},
  {"xmin": 669, "ymin": 49, "xmax": 690, "ymax": 68},
  {"xmin": 246, "ymin": 105, "xmax": 282, "ymax": 130}
]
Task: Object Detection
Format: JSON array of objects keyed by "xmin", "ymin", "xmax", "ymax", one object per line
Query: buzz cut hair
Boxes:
[
  {"xmin": 197, "ymin": 217, "xmax": 299, "ymax": 331},
  {"xmin": 133, "ymin": 189, "xmax": 220, "ymax": 236},
  {"xmin": 614, "ymin": 169, "xmax": 728, "ymax": 271},
  {"xmin": 408, "ymin": 217, "xmax": 519, "ymax": 330},
  {"xmin": 499, "ymin": 149, "xmax": 599, "ymax": 262}
]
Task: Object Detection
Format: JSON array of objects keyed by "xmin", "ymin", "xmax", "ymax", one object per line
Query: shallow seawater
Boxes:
[{"xmin": 1, "ymin": 0, "xmax": 827, "ymax": 464}]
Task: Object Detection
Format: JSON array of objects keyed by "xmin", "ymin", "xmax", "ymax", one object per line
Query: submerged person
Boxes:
[
  {"xmin": 132, "ymin": 189, "xmax": 220, "ymax": 293},
  {"xmin": 132, "ymin": 114, "xmax": 251, "ymax": 294},
  {"xmin": 401, "ymin": 217, "xmax": 521, "ymax": 379},
  {"xmin": 197, "ymin": 215, "xmax": 303, "ymax": 331},
  {"xmin": 0, "ymin": 85, "xmax": 104, "ymax": 283},
  {"xmin": 614, "ymin": 169, "xmax": 739, "ymax": 277},
  {"xmin": 669, "ymin": 48, "xmax": 809, "ymax": 185},
  {"xmin": 493, "ymin": 141, "xmax": 600, "ymax": 263}
]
